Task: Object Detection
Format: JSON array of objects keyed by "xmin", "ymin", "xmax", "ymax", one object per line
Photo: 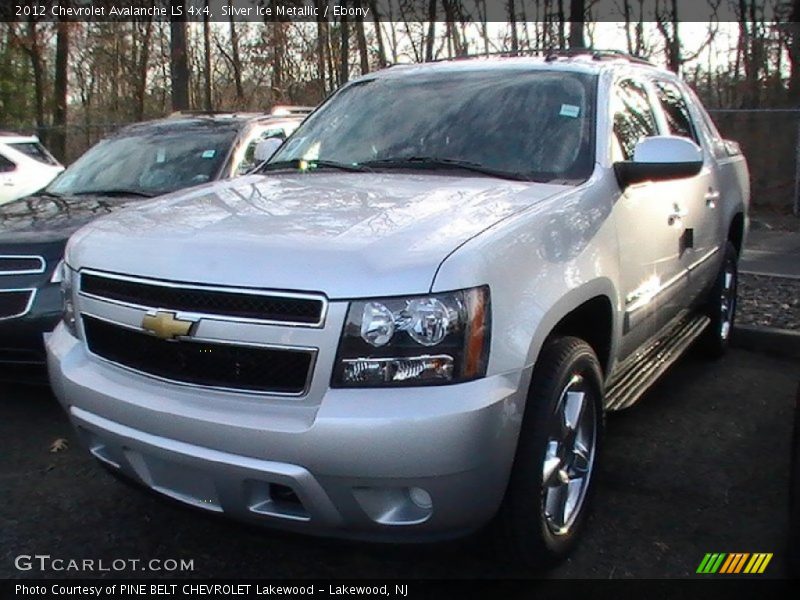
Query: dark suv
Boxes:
[{"xmin": 0, "ymin": 111, "xmax": 305, "ymax": 374}]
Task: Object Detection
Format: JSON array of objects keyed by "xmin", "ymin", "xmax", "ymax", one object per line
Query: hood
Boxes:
[
  {"xmin": 0, "ymin": 193, "xmax": 144, "ymax": 244},
  {"xmin": 68, "ymin": 173, "xmax": 570, "ymax": 298}
]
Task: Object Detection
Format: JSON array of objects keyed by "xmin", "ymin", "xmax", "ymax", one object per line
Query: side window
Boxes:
[
  {"xmin": 612, "ymin": 79, "xmax": 658, "ymax": 161},
  {"xmin": 654, "ymin": 80, "xmax": 698, "ymax": 142},
  {"xmin": 0, "ymin": 154, "xmax": 16, "ymax": 173}
]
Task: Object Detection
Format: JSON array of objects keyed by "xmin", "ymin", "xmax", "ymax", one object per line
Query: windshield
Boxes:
[
  {"xmin": 47, "ymin": 127, "xmax": 236, "ymax": 197},
  {"xmin": 269, "ymin": 69, "xmax": 596, "ymax": 182}
]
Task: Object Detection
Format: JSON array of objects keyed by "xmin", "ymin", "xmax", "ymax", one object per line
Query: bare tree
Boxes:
[
  {"xmin": 202, "ymin": 0, "xmax": 212, "ymax": 110},
  {"xmin": 425, "ymin": 0, "xmax": 437, "ymax": 61},
  {"xmin": 369, "ymin": 0, "xmax": 387, "ymax": 66},
  {"xmin": 788, "ymin": 0, "xmax": 800, "ymax": 103},
  {"xmin": 655, "ymin": 0, "xmax": 681, "ymax": 72},
  {"xmin": 52, "ymin": 8, "xmax": 69, "ymax": 161},
  {"xmin": 339, "ymin": 12, "xmax": 350, "ymax": 84},
  {"xmin": 22, "ymin": 18, "xmax": 47, "ymax": 143},
  {"xmin": 133, "ymin": 17, "xmax": 154, "ymax": 120},
  {"xmin": 508, "ymin": 0, "xmax": 519, "ymax": 54},
  {"xmin": 354, "ymin": 0, "xmax": 369, "ymax": 74},
  {"xmin": 169, "ymin": 1, "xmax": 190, "ymax": 111},
  {"xmin": 225, "ymin": 1, "xmax": 244, "ymax": 103},
  {"xmin": 569, "ymin": 0, "xmax": 585, "ymax": 48}
]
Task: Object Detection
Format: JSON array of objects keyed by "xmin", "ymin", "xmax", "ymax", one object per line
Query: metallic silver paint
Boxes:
[{"xmin": 48, "ymin": 57, "xmax": 750, "ymax": 540}]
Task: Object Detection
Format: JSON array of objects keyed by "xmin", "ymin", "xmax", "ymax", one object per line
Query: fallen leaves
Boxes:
[{"xmin": 49, "ymin": 438, "xmax": 69, "ymax": 453}]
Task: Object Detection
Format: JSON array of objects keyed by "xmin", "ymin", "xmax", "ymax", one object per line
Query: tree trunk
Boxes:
[
  {"xmin": 228, "ymin": 3, "xmax": 244, "ymax": 103},
  {"xmin": 355, "ymin": 0, "xmax": 369, "ymax": 74},
  {"xmin": 52, "ymin": 9, "xmax": 69, "ymax": 162},
  {"xmin": 272, "ymin": 21, "xmax": 286, "ymax": 103},
  {"xmin": 169, "ymin": 3, "xmax": 190, "ymax": 112},
  {"xmin": 25, "ymin": 18, "xmax": 46, "ymax": 145},
  {"xmin": 789, "ymin": 0, "xmax": 800, "ymax": 104},
  {"xmin": 135, "ymin": 18, "xmax": 153, "ymax": 121},
  {"xmin": 315, "ymin": 2, "xmax": 327, "ymax": 98},
  {"xmin": 339, "ymin": 12, "xmax": 350, "ymax": 85},
  {"xmin": 508, "ymin": 0, "xmax": 519, "ymax": 54},
  {"xmin": 368, "ymin": 0, "xmax": 387, "ymax": 66},
  {"xmin": 425, "ymin": 0, "xmax": 436, "ymax": 61},
  {"xmin": 203, "ymin": 3, "xmax": 212, "ymax": 111},
  {"xmin": 569, "ymin": 0, "xmax": 585, "ymax": 49}
]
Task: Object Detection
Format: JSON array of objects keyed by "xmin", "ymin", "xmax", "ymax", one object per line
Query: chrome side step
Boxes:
[{"xmin": 605, "ymin": 314, "xmax": 710, "ymax": 411}]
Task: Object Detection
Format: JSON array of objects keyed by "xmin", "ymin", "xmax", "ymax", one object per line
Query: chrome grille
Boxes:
[
  {"xmin": 82, "ymin": 316, "xmax": 315, "ymax": 395},
  {"xmin": 79, "ymin": 270, "xmax": 326, "ymax": 327},
  {"xmin": 0, "ymin": 255, "xmax": 45, "ymax": 276},
  {"xmin": 0, "ymin": 289, "xmax": 35, "ymax": 320}
]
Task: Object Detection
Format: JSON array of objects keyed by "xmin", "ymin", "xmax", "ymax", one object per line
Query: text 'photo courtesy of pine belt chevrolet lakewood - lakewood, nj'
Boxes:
[{"xmin": 5, "ymin": 50, "xmax": 751, "ymax": 568}]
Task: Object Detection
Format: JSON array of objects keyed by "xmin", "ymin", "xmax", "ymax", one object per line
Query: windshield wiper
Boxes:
[
  {"xmin": 360, "ymin": 156, "xmax": 531, "ymax": 182},
  {"xmin": 71, "ymin": 189, "xmax": 156, "ymax": 198},
  {"xmin": 37, "ymin": 190, "xmax": 63, "ymax": 198},
  {"xmin": 260, "ymin": 159, "xmax": 371, "ymax": 173}
]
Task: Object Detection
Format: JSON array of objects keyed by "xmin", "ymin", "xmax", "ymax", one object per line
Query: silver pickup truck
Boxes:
[{"xmin": 46, "ymin": 51, "xmax": 749, "ymax": 566}]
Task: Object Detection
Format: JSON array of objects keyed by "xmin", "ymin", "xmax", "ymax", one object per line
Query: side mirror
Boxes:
[
  {"xmin": 254, "ymin": 137, "xmax": 283, "ymax": 162},
  {"xmin": 614, "ymin": 136, "xmax": 703, "ymax": 189}
]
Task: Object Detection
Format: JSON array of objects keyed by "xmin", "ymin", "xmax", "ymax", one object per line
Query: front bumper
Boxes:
[
  {"xmin": 0, "ymin": 282, "xmax": 61, "ymax": 364},
  {"xmin": 46, "ymin": 324, "xmax": 529, "ymax": 541}
]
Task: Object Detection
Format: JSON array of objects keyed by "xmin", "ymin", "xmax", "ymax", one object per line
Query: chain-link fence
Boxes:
[{"xmin": 708, "ymin": 109, "xmax": 800, "ymax": 217}]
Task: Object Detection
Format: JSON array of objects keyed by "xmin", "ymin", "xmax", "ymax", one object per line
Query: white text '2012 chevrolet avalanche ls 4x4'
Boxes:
[{"xmin": 47, "ymin": 52, "xmax": 749, "ymax": 565}]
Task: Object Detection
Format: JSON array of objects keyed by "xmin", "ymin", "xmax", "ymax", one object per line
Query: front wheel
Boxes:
[{"xmin": 497, "ymin": 336, "xmax": 604, "ymax": 567}]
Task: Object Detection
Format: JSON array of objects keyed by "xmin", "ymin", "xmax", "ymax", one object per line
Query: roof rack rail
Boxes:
[
  {"xmin": 270, "ymin": 106, "xmax": 315, "ymax": 117},
  {"xmin": 388, "ymin": 47, "xmax": 653, "ymax": 67},
  {"xmin": 544, "ymin": 47, "xmax": 654, "ymax": 65}
]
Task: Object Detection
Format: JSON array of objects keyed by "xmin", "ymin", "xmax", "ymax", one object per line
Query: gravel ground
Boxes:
[
  {"xmin": 738, "ymin": 274, "xmax": 800, "ymax": 331},
  {"xmin": 1, "ymin": 348, "xmax": 797, "ymax": 580}
]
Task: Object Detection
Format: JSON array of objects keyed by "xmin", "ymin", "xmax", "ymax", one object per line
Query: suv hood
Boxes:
[
  {"xmin": 68, "ymin": 173, "xmax": 570, "ymax": 297},
  {"xmin": 0, "ymin": 193, "xmax": 143, "ymax": 244}
]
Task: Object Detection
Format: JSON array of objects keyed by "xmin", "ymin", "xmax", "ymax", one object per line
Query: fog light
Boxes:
[{"xmin": 409, "ymin": 487, "xmax": 432, "ymax": 510}]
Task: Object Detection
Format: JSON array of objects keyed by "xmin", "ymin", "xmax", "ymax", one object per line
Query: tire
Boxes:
[
  {"xmin": 497, "ymin": 336, "xmax": 604, "ymax": 568},
  {"xmin": 699, "ymin": 241, "xmax": 738, "ymax": 358}
]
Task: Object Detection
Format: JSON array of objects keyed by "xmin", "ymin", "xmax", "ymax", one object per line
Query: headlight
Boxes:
[
  {"xmin": 332, "ymin": 286, "xmax": 490, "ymax": 387},
  {"xmin": 60, "ymin": 264, "xmax": 78, "ymax": 337}
]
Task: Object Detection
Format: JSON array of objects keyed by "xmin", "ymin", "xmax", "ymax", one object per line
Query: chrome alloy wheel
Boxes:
[
  {"xmin": 720, "ymin": 261, "xmax": 737, "ymax": 341},
  {"xmin": 542, "ymin": 374, "xmax": 597, "ymax": 536}
]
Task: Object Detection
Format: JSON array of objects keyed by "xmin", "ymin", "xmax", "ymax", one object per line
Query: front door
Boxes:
[{"xmin": 611, "ymin": 77, "xmax": 679, "ymax": 358}]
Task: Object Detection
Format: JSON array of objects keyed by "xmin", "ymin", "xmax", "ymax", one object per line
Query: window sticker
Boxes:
[
  {"xmin": 560, "ymin": 104, "xmax": 581, "ymax": 118},
  {"xmin": 201, "ymin": 149, "xmax": 216, "ymax": 159}
]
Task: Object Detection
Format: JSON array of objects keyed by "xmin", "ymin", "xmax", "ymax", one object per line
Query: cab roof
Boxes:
[{"xmin": 367, "ymin": 50, "xmax": 674, "ymax": 81}]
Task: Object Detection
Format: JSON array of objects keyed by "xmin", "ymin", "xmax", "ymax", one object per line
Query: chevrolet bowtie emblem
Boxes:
[{"xmin": 141, "ymin": 311, "xmax": 195, "ymax": 340}]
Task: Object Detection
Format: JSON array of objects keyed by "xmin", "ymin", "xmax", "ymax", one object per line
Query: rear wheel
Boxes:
[
  {"xmin": 700, "ymin": 241, "xmax": 738, "ymax": 358},
  {"xmin": 497, "ymin": 336, "xmax": 604, "ymax": 567}
]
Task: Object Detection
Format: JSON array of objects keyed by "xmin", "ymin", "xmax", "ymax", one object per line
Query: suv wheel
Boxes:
[
  {"xmin": 700, "ymin": 241, "xmax": 738, "ymax": 358},
  {"xmin": 498, "ymin": 336, "xmax": 604, "ymax": 567}
]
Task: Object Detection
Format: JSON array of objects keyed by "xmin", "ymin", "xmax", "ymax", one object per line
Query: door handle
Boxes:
[
  {"xmin": 668, "ymin": 204, "xmax": 687, "ymax": 227},
  {"xmin": 705, "ymin": 190, "xmax": 720, "ymax": 208}
]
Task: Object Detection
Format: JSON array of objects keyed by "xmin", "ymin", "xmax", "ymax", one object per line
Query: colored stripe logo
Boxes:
[{"xmin": 697, "ymin": 553, "xmax": 772, "ymax": 574}]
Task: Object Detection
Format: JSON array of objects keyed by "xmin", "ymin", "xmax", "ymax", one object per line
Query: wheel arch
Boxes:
[
  {"xmin": 728, "ymin": 212, "xmax": 745, "ymax": 256},
  {"xmin": 525, "ymin": 279, "xmax": 619, "ymax": 380}
]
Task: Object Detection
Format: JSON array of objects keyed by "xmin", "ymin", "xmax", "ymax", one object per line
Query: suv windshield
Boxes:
[
  {"xmin": 47, "ymin": 126, "xmax": 236, "ymax": 197},
  {"xmin": 268, "ymin": 69, "xmax": 596, "ymax": 182}
]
